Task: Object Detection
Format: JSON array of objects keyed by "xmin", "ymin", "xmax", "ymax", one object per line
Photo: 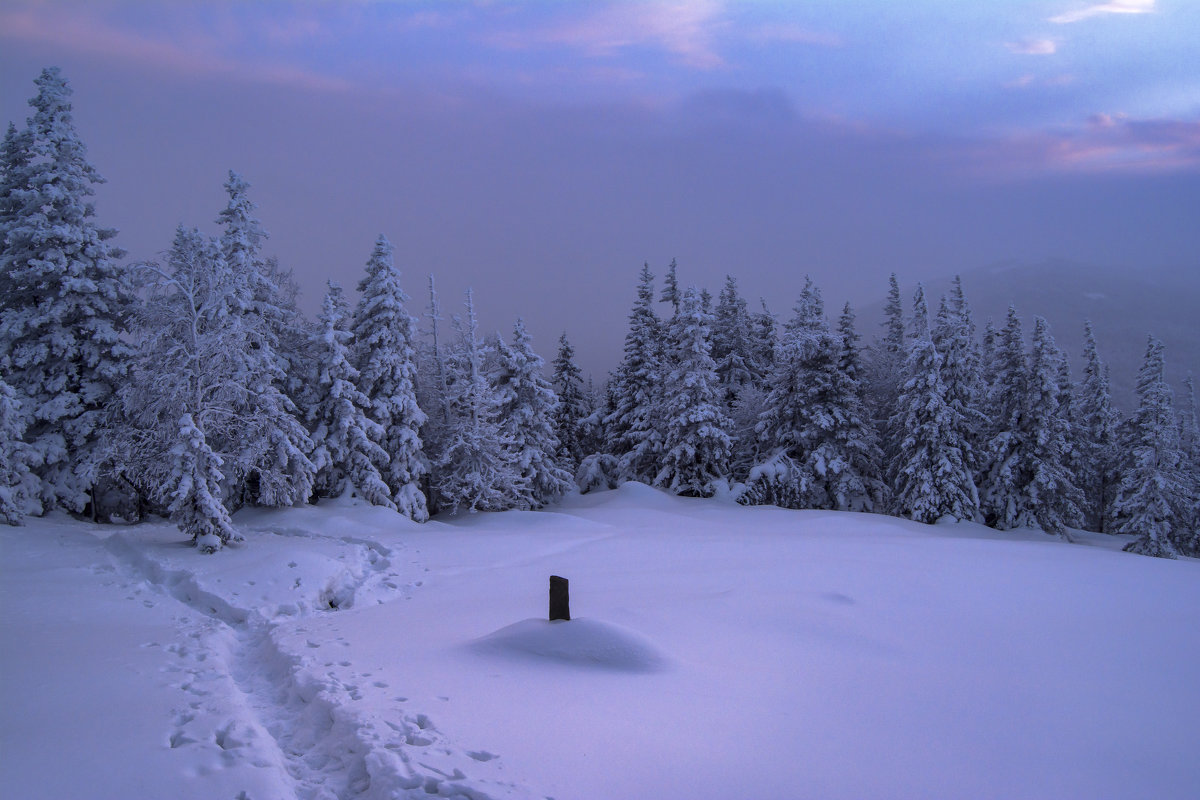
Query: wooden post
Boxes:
[{"xmin": 549, "ymin": 575, "xmax": 570, "ymax": 621}]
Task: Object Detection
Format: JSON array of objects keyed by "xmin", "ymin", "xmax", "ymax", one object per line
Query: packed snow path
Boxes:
[{"xmin": 3, "ymin": 485, "xmax": 1200, "ymax": 799}]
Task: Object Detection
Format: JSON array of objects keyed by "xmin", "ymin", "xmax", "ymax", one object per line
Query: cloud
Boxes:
[
  {"xmin": 968, "ymin": 113, "xmax": 1200, "ymax": 176},
  {"xmin": 0, "ymin": 4, "xmax": 354, "ymax": 94},
  {"xmin": 1003, "ymin": 73, "xmax": 1076, "ymax": 89},
  {"xmin": 1049, "ymin": 0, "xmax": 1155, "ymax": 24},
  {"xmin": 486, "ymin": 1, "xmax": 729, "ymax": 69},
  {"xmin": 1004, "ymin": 38, "xmax": 1058, "ymax": 55}
]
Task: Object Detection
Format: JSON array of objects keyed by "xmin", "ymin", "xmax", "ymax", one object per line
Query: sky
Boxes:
[{"xmin": 1, "ymin": 0, "xmax": 1198, "ymax": 378}]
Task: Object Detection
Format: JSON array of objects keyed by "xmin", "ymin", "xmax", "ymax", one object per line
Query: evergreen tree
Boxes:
[
  {"xmin": 655, "ymin": 287, "xmax": 733, "ymax": 497},
  {"xmin": 837, "ymin": 302, "xmax": 863, "ymax": 387},
  {"xmin": 864, "ymin": 273, "xmax": 907, "ymax": 465},
  {"xmin": 931, "ymin": 289, "xmax": 985, "ymax": 504},
  {"xmin": 415, "ymin": 274, "xmax": 453, "ymax": 512},
  {"xmin": 605, "ymin": 264, "xmax": 664, "ymax": 483},
  {"xmin": 493, "ymin": 320, "xmax": 573, "ymax": 507},
  {"xmin": 1115, "ymin": 337, "xmax": 1186, "ymax": 559},
  {"xmin": 0, "ymin": 67, "xmax": 133, "ymax": 511},
  {"xmin": 1023, "ymin": 317, "xmax": 1083, "ymax": 535},
  {"xmin": 1176, "ymin": 377, "xmax": 1200, "ymax": 556},
  {"xmin": 551, "ymin": 332, "xmax": 588, "ymax": 470},
  {"xmin": 1074, "ymin": 322, "xmax": 1120, "ymax": 532},
  {"xmin": 309, "ymin": 282, "xmax": 394, "ymax": 508},
  {"xmin": 213, "ymin": 172, "xmax": 314, "ymax": 507},
  {"xmin": 352, "ymin": 234, "xmax": 428, "ymax": 521},
  {"xmin": 746, "ymin": 279, "xmax": 884, "ymax": 511},
  {"xmin": 659, "ymin": 257, "xmax": 680, "ymax": 315},
  {"xmin": 889, "ymin": 286, "xmax": 978, "ymax": 523},
  {"xmin": 0, "ymin": 375, "xmax": 40, "ymax": 524},
  {"xmin": 434, "ymin": 291, "xmax": 523, "ymax": 513},
  {"xmin": 979, "ymin": 307, "xmax": 1036, "ymax": 529},
  {"xmin": 168, "ymin": 413, "xmax": 239, "ymax": 553},
  {"xmin": 712, "ymin": 275, "xmax": 761, "ymax": 402}
]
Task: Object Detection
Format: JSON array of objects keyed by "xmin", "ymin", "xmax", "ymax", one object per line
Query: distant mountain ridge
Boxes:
[{"xmin": 860, "ymin": 259, "xmax": 1199, "ymax": 413}]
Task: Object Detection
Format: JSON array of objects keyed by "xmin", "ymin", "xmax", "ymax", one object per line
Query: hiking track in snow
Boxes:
[{"xmin": 101, "ymin": 526, "xmax": 525, "ymax": 800}]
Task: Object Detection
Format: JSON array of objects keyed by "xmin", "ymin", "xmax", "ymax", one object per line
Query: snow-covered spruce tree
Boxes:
[
  {"xmin": 213, "ymin": 172, "xmax": 314, "ymax": 507},
  {"xmin": 493, "ymin": 319, "xmax": 573, "ymax": 507},
  {"xmin": 889, "ymin": 285, "xmax": 978, "ymax": 524},
  {"xmin": 864, "ymin": 273, "xmax": 907, "ymax": 464},
  {"xmin": 168, "ymin": 413, "xmax": 239, "ymax": 553},
  {"xmin": 1114, "ymin": 337, "xmax": 1187, "ymax": 559},
  {"xmin": 654, "ymin": 286, "xmax": 733, "ymax": 497},
  {"xmin": 931, "ymin": 288, "xmax": 986, "ymax": 502},
  {"xmin": 1073, "ymin": 323, "xmax": 1120, "ymax": 532},
  {"xmin": 1176, "ymin": 377, "xmax": 1200, "ymax": 556},
  {"xmin": 837, "ymin": 302, "xmax": 863, "ymax": 387},
  {"xmin": 308, "ymin": 282, "xmax": 394, "ymax": 508},
  {"xmin": 712, "ymin": 275, "xmax": 764, "ymax": 403},
  {"xmin": 351, "ymin": 234, "xmax": 428, "ymax": 521},
  {"xmin": 551, "ymin": 332, "xmax": 588, "ymax": 471},
  {"xmin": 660, "ymin": 257, "xmax": 681, "ymax": 316},
  {"xmin": 745, "ymin": 279, "xmax": 885, "ymax": 511},
  {"xmin": 434, "ymin": 291, "xmax": 523, "ymax": 513},
  {"xmin": 605, "ymin": 264, "xmax": 665, "ymax": 483},
  {"xmin": 1023, "ymin": 317, "xmax": 1084, "ymax": 536},
  {"xmin": 979, "ymin": 306, "xmax": 1036, "ymax": 529},
  {"xmin": 0, "ymin": 67, "xmax": 133, "ymax": 512},
  {"xmin": 0, "ymin": 374, "xmax": 40, "ymax": 524}
]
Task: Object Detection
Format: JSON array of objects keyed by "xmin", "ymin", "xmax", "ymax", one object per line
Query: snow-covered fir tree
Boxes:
[
  {"xmin": 888, "ymin": 286, "xmax": 978, "ymax": 524},
  {"xmin": 712, "ymin": 275, "xmax": 763, "ymax": 403},
  {"xmin": 836, "ymin": 302, "xmax": 863, "ymax": 387},
  {"xmin": 0, "ymin": 67, "xmax": 133, "ymax": 512},
  {"xmin": 1073, "ymin": 322, "xmax": 1120, "ymax": 532},
  {"xmin": 550, "ymin": 332, "xmax": 588, "ymax": 471},
  {"xmin": 1177, "ymin": 377, "xmax": 1200, "ymax": 556},
  {"xmin": 864, "ymin": 273, "xmax": 907, "ymax": 464},
  {"xmin": 0, "ymin": 375, "xmax": 40, "ymax": 524},
  {"xmin": 434, "ymin": 291, "xmax": 524, "ymax": 513},
  {"xmin": 1114, "ymin": 337, "xmax": 1187, "ymax": 559},
  {"xmin": 351, "ymin": 235, "xmax": 428, "ymax": 521},
  {"xmin": 979, "ymin": 306, "xmax": 1036, "ymax": 529},
  {"xmin": 415, "ymin": 275, "xmax": 454, "ymax": 512},
  {"xmin": 309, "ymin": 282, "xmax": 394, "ymax": 508},
  {"xmin": 654, "ymin": 287, "xmax": 733, "ymax": 497},
  {"xmin": 212, "ymin": 172, "xmax": 314, "ymax": 508},
  {"xmin": 746, "ymin": 279, "xmax": 885, "ymax": 511},
  {"xmin": 659, "ymin": 257, "xmax": 681, "ymax": 316},
  {"xmin": 605, "ymin": 264, "xmax": 664, "ymax": 483},
  {"xmin": 168, "ymin": 413, "xmax": 240, "ymax": 553},
  {"xmin": 1022, "ymin": 317, "xmax": 1083, "ymax": 536},
  {"xmin": 492, "ymin": 319, "xmax": 573, "ymax": 508},
  {"xmin": 931, "ymin": 286, "xmax": 985, "ymax": 498}
]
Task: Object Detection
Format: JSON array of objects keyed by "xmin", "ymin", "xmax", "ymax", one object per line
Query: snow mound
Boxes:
[{"xmin": 470, "ymin": 618, "xmax": 669, "ymax": 673}]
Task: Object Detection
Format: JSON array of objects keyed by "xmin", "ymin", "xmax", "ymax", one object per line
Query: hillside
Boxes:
[{"xmin": 3, "ymin": 487, "xmax": 1198, "ymax": 799}]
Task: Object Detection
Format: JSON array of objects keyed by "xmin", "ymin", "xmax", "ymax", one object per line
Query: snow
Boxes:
[{"xmin": 3, "ymin": 484, "xmax": 1199, "ymax": 799}]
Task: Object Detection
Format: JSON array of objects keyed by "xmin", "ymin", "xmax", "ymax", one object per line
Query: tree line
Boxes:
[{"xmin": 2, "ymin": 68, "xmax": 1196, "ymax": 559}]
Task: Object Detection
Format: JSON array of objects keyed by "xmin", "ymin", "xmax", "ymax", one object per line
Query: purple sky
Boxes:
[{"xmin": 2, "ymin": 0, "xmax": 1198, "ymax": 378}]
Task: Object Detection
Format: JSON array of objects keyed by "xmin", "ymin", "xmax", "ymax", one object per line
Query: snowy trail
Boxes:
[{"xmin": 96, "ymin": 519, "xmax": 528, "ymax": 800}]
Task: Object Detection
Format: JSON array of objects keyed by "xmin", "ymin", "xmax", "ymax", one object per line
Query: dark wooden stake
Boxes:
[{"xmin": 549, "ymin": 575, "xmax": 570, "ymax": 621}]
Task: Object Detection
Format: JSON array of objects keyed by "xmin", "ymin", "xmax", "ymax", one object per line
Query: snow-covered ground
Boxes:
[{"xmin": 2, "ymin": 483, "xmax": 1198, "ymax": 800}]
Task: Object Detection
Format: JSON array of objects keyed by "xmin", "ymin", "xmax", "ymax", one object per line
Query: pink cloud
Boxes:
[
  {"xmin": 486, "ymin": 1, "xmax": 729, "ymax": 70},
  {"xmin": 966, "ymin": 114, "xmax": 1200, "ymax": 177},
  {"xmin": 0, "ymin": 4, "xmax": 354, "ymax": 94},
  {"xmin": 1004, "ymin": 38, "xmax": 1058, "ymax": 55},
  {"xmin": 1049, "ymin": 0, "xmax": 1155, "ymax": 24}
]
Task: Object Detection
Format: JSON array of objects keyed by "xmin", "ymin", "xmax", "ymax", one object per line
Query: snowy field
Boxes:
[{"xmin": 2, "ymin": 483, "xmax": 1198, "ymax": 800}]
